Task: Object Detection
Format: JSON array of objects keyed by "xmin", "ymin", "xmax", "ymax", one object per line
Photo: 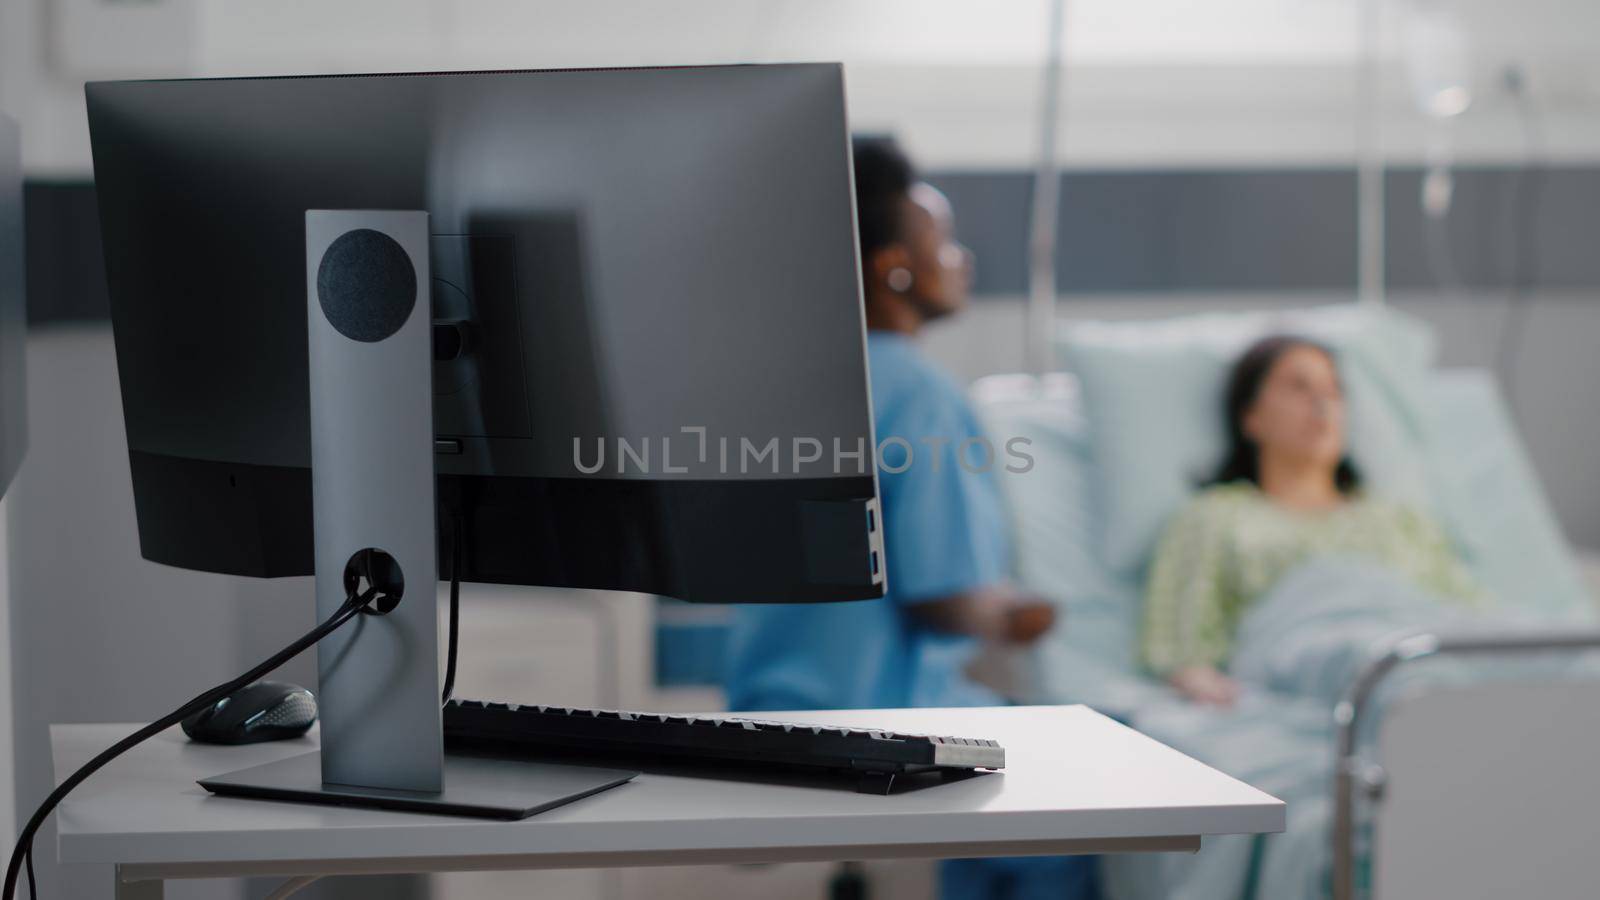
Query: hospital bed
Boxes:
[{"xmin": 972, "ymin": 309, "xmax": 1600, "ymax": 900}]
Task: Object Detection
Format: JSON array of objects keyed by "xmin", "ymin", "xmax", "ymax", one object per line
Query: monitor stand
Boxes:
[
  {"xmin": 197, "ymin": 750, "xmax": 636, "ymax": 820},
  {"xmin": 198, "ymin": 210, "xmax": 636, "ymax": 818}
]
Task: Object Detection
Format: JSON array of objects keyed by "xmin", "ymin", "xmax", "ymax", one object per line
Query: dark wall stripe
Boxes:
[
  {"xmin": 23, "ymin": 167, "xmax": 1600, "ymax": 325},
  {"xmin": 24, "ymin": 182, "xmax": 109, "ymax": 324},
  {"xmin": 932, "ymin": 166, "xmax": 1600, "ymax": 295},
  {"xmin": 933, "ymin": 169, "xmax": 1359, "ymax": 294},
  {"xmin": 1383, "ymin": 167, "xmax": 1600, "ymax": 289}
]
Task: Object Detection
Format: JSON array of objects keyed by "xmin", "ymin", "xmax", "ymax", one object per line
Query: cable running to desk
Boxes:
[{"xmin": 3, "ymin": 586, "xmax": 382, "ymax": 900}]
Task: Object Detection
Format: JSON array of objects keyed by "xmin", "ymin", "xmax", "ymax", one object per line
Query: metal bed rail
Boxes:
[{"xmin": 1331, "ymin": 628, "xmax": 1600, "ymax": 900}]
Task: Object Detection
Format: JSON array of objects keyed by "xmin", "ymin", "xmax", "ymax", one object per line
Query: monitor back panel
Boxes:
[{"xmin": 87, "ymin": 66, "xmax": 881, "ymax": 603}]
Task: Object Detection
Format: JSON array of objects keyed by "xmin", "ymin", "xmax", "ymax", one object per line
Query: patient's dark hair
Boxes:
[
  {"xmin": 851, "ymin": 136, "xmax": 915, "ymax": 262},
  {"xmin": 1208, "ymin": 334, "xmax": 1363, "ymax": 494}
]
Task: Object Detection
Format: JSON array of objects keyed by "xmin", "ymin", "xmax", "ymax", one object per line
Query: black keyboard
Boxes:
[{"xmin": 444, "ymin": 699, "xmax": 1005, "ymax": 794}]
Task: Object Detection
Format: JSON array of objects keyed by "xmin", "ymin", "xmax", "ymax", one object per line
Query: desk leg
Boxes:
[{"xmin": 114, "ymin": 866, "xmax": 162, "ymax": 900}]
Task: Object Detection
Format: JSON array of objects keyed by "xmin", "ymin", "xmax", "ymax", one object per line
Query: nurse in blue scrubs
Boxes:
[{"xmin": 725, "ymin": 138, "xmax": 1097, "ymax": 900}]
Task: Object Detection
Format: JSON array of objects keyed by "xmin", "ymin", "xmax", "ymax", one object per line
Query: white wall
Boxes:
[
  {"xmin": 8, "ymin": 0, "xmax": 1600, "ymax": 175},
  {"xmin": 0, "ymin": 0, "xmax": 88, "ymax": 178},
  {"xmin": 0, "ymin": 497, "xmax": 13, "ymax": 848}
]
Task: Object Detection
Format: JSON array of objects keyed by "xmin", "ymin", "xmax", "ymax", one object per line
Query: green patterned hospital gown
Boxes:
[{"xmin": 1140, "ymin": 481, "xmax": 1482, "ymax": 676}]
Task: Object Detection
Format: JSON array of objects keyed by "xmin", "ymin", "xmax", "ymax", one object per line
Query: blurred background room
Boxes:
[{"xmin": 3, "ymin": 1, "xmax": 1599, "ymax": 898}]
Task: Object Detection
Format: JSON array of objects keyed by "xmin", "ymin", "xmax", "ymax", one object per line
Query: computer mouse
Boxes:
[{"xmin": 182, "ymin": 681, "xmax": 318, "ymax": 745}]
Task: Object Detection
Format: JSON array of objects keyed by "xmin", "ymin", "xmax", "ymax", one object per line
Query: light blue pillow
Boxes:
[
  {"xmin": 1058, "ymin": 304, "xmax": 1440, "ymax": 577},
  {"xmin": 1417, "ymin": 369, "xmax": 1595, "ymax": 620},
  {"xmin": 972, "ymin": 376, "xmax": 1168, "ymax": 710},
  {"xmin": 974, "ymin": 380, "xmax": 1131, "ymax": 652}
]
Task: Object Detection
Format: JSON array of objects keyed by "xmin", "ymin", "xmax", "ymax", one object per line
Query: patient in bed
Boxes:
[{"xmin": 1140, "ymin": 334, "xmax": 1483, "ymax": 706}]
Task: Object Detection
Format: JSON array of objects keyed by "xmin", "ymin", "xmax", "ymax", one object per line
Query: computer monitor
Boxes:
[
  {"xmin": 84, "ymin": 64, "xmax": 884, "ymax": 813},
  {"xmin": 0, "ymin": 113, "xmax": 24, "ymax": 500},
  {"xmin": 86, "ymin": 64, "xmax": 883, "ymax": 605}
]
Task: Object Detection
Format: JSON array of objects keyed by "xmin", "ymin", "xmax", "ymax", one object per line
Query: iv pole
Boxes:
[
  {"xmin": 1356, "ymin": 0, "xmax": 1387, "ymax": 306},
  {"xmin": 1026, "ymin": 0, "xmax": 1068, "ymax": 373}
]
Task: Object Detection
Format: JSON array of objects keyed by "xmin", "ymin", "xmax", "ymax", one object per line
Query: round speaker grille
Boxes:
[{"xmin": 316, "ymin": 228, "xmax": 418, "ymax": 343}]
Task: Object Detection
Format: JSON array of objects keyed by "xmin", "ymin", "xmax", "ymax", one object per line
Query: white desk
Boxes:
[{"xmin": 52, "ymin": 706, "xmax": 1284, "ymax": 898}]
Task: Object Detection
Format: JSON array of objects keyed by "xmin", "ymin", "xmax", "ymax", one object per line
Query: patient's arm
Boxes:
[
  {"xmin": 904, "ymin": 588, "xmax": 1056, "ymax": 644},
  {"xmin": 1397, "ymin": 505, "xmax": 1489, "ymax": 606},
  {"xmin": 1142, "ymin": 497, "xmax": 1238, "ymax": 694},
  {"xmin": 1167, "ymin": 664, "xmax": 1240, "ymax": 707}
]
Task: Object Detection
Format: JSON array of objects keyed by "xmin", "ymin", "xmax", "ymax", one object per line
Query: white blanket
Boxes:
[{"xmin": 1102, "ymin": 559, "xmax": 1598, "ymax": 900}]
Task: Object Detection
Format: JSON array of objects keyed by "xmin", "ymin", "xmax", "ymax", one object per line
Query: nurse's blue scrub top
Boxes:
[{"xmin": 724, "ymin": 331, "xmax": 1010, "ymax": 712}]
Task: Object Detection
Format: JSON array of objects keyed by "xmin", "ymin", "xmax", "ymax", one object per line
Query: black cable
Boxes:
[
  {"xmin": 20, "ymin": 849, "xmax": 30, "ymax": 900},
  {"xmin": 3, "ymin": 586, "xmax": 379, "ymax": 900},
  {"xmin": 441, "ymin": 513, "xmax": 463, "ymax": 705}
]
